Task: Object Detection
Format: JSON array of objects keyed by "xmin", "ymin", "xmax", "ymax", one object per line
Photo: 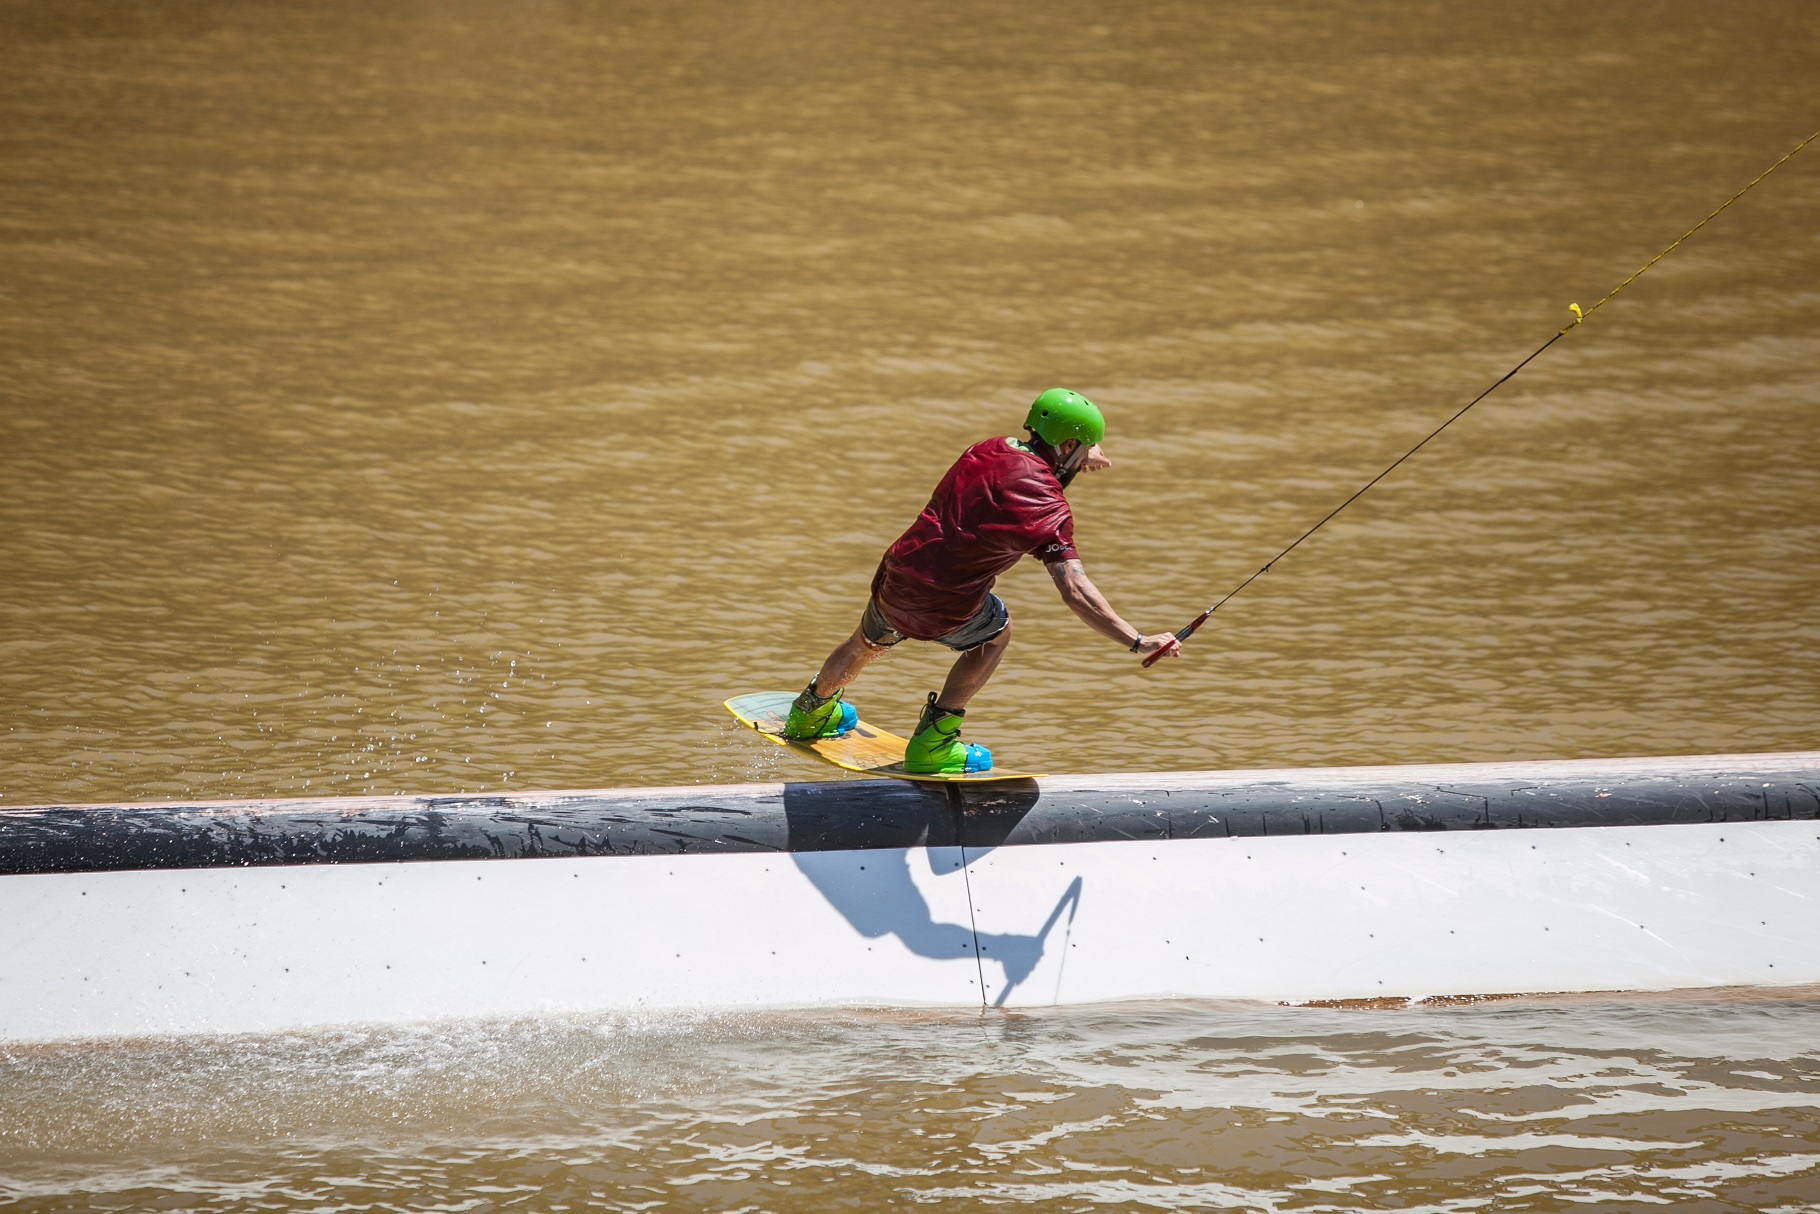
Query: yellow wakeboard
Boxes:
[{"xmin": 724, "ymin": 691, "xmax": 1042, "ymax": 783}]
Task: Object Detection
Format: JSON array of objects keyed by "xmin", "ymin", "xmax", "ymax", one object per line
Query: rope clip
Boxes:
[{"xmin": 1561, "ymin": 302, "xmax": 1585, "ymax": 334}]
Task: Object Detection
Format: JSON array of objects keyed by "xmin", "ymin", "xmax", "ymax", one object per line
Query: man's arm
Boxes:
[{"xmin": 1047, "ymin": 559, "xmax": 1182, "ymax": 661}]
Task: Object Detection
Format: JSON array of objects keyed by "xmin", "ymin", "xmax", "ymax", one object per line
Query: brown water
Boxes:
[
  {"xmin": 3, "ymin": 0, "xmax": 1817, "ymax": 805},
  {"xmin": 4, "ymin": 995, "xmax": 1820, "ymax": 1211},
  {"xmin": 3, "ymin": 0, "xmax": 1819, "ymax": 1207}
]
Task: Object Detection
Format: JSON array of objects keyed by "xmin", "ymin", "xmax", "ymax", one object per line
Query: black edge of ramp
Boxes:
[
  {"xmin": 2, "ymin": 754, "xmax": 1817, "ymax": 876},
  {"xmin": 955, "ymin": 766, "xmax": 1820, "ymax": 846}
]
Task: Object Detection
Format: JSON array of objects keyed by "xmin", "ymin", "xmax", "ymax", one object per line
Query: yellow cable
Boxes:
[
  {"xmin": 1156, "ymin": 123, "xmax": 1820, "ymax": 662},
  {"xmin": 1562, "ymin": 125, "xmax": 1820, "ymax": 333}
]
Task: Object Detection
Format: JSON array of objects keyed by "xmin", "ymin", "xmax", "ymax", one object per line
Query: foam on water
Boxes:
[{"xmin": 4, "ymin": 994, "xmax": 1818, "ymax": 1210}]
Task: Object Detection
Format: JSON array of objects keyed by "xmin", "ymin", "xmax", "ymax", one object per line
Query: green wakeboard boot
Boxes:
[
  {"xmin": 782, "ymin": 679, "xmax": 858, "ymax": 740},
  {"xmin": 903, "ymin": 692, "xmax": 993, "ymax": 775}
]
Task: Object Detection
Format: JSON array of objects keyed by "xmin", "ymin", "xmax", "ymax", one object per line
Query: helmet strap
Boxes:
[{"xmin": 1027, "ymin": 432, "xmax": 1087, "ymax": 487}]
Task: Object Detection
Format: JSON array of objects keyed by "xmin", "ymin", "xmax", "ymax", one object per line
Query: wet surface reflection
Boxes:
[{"xmin": 3, "ymin": 995, "xmax": 1818, "ymax": 1211}]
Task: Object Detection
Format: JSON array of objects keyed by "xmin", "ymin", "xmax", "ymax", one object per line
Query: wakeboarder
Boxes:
[{"xmin": 782, "ymin": 389, "xmax": 1182, "ymax": 773}]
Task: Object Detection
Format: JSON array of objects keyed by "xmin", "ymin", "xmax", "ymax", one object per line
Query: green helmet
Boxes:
[{"xmin": 1023, "ymin": 388, "xmax": 1105, "ymax": 448}]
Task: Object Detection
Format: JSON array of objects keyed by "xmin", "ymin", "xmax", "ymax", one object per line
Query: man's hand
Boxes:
[
  {"xmin": 1133, "ymin": 633, "xmax": 1182, "ymax": 661},
  {"xmin": 1079, "ymin": 443, "xmax": 1111, "ymax": 473}
]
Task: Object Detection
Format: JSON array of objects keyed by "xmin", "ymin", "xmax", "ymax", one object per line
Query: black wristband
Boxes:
[{"xmin": 1128, "ymin": 633, "xmax": 1144, "ymax": 653}]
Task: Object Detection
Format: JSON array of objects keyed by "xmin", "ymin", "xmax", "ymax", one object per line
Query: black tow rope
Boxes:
[{"xmin": 1145, "ymin": 124, "xmax": 1820, "ymax": 669}]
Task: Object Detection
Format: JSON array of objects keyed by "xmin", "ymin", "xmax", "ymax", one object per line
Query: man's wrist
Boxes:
[{"xmin": 1128, "ymin": 632, "xmax": 1144, "ymax": 652}]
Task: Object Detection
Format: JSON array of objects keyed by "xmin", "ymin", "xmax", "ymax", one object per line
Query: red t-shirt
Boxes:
[{"xmin": 870, "ymin": 437, "xmax": 1079, "ymax": 640}]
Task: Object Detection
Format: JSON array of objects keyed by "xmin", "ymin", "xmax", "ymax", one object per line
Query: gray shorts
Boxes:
[{"xmin": 861, "ymin": 594, "xmax": 1010, "ymax": 652}]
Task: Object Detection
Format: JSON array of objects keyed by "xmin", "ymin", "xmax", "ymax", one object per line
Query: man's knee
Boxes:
[{"xmin": 851, "ymin": 626, "xmax": 891, "ymax": 655}]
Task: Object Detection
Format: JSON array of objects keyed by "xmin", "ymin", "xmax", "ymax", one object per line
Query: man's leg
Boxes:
[
  {"xmin": 935, "ymin": 618, "xmax": 1012, "ymax": 711},
  {"xmin": 813, "ymin": 627, "xmax": 889, "ymax": 695},
  {"xmin": 904, "ymin": 621, "xmax": 1009, "ymax": 774},
  {"xmin": 783, "ymin": 626, "xmax": 891, "ymax": 739}
]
